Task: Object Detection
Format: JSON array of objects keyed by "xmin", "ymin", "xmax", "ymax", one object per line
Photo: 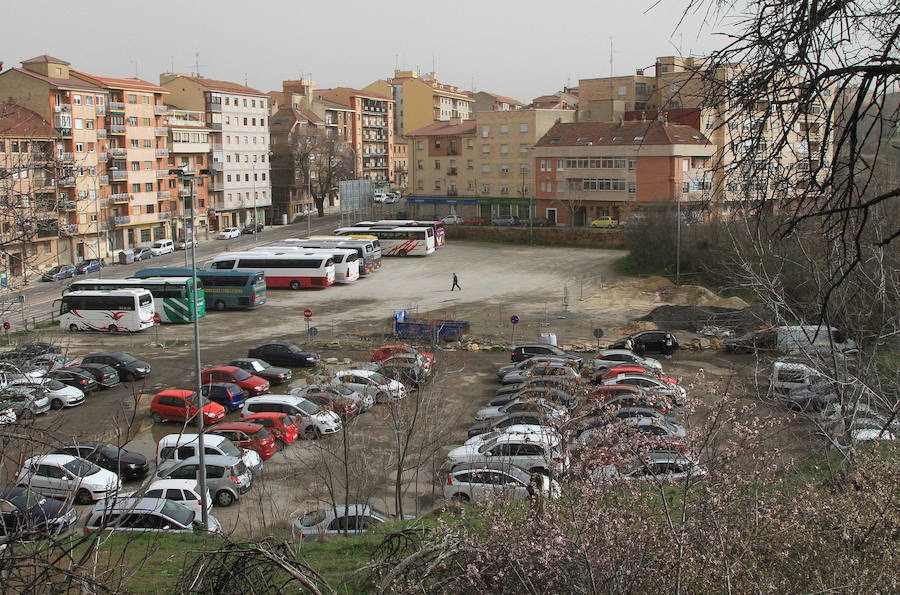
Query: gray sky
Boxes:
[{"xmin": 5, "ymin": 0, "xmax": 731, "ymax": 101}]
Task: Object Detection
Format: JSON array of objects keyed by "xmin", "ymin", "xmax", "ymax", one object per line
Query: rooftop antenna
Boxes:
[
  {"xmin": 192, "ymin": 52, "xmax": 203, "ymax": 77},
  {"xmin": 394, "ymin": 54, "xmax": 399, "ymax": 72},
  {"xmin": 131, "ymin": 60, "xmax": 138, "ymax": 78},
  {"xmin": 170, "ymin": 56, "xmax": 174, "ymax": 73},
  {"xmin": 431, "ymin": 50, "xmax": 435, "ymax": 75},
  {"xmin": 244, "ymin": 73, "xmax": 248, "ymax": 86}
]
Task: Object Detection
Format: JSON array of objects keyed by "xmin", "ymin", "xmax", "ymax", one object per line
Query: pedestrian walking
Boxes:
[
  {"xmin": 451, "ymin": 273, "xmax": 461, "ymax": 291},
  {"xmin": 662, "ymin": 334, "xmax": 674, "ymax": 359},
  {"xmin": 624, "ymin": 336, "xmax": 635, "ymax": 353}
]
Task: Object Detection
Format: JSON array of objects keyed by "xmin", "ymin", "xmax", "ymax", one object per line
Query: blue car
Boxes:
[
  {"xmin": 42, "ymin": 264, "xmax": 77, "ymax": 282},
  {"xmin": 74, "ymin": 258, "xmax": 105, "ymax": 274},
  {"xmin": 0, "ymin": 486, "xmax": 77, "ymax": 537},
  {"xmin": 200, "ymin": 382, "xmax": 246, "ymax": 411}
]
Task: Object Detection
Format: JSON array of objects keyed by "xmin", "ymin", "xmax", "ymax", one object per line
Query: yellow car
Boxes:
[{"xmin": 590, "ymin": 216, "xmax": 619, "ymax": 228}]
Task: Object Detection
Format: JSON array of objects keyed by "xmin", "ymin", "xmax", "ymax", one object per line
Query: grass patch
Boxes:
[{"xmin": 612, "ymin": 253, "xmax": 670, "ymax": 277}]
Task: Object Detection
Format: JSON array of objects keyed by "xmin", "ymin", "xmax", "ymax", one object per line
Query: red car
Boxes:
[
  {"xmin": 463, "ymin": 217, "xmax": 488, "ymax": 226},
  {"xmin": 240, "ymin": 411, "xmax": 299, "ymax": 444},
  {"xmin": 150, "ymin": 389, "xmax": 225, "ymax": 424},
  {"xmin": 371, "ymin": 344, "xmax": 435, "ymax": 365},
  {"xmin": 201, "ymin": 366, "xmax": 269, "ymax": 396},
  {"xmin": 304, "ymin": 392, "xmax": 359, "ymax": 420},
  {"xmin": 207, "ymin": 421, "xmax": 278, "ymax": 460},
  {"xmin": 597, "ymin": 365, "xmax": 680, "ymax": 385}
]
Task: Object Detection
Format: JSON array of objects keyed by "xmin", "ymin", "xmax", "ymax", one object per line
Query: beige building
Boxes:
[
  {"xmin": 392, "ymin": 139, "xmax": 408, "ymax": 190},
  {"xmin": 472, "ymin": 91, "xmax": 525, "ymax": 113},
  {"xmin": 366, "ymin": 71, "xmax": 473, "ymax": 137}
]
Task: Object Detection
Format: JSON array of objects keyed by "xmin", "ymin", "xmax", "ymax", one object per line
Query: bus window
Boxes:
[
  {"xmin": 139, "ymin": 293, "xmax": 153, "ymax": 307},
  {"xmin": 212, "ymin": 260, "xmax": 235, "ymax": 269}
]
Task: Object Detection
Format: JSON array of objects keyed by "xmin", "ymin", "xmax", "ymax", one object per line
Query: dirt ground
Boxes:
[{"xmin": 3, "ymin": 241, "xmax": 821, "ymax": 539}]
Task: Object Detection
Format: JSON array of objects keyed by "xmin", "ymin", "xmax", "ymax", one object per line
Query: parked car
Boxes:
[
  {"xmin": 240, "ymin": 411, "xmax": 299, "ymax": 444},
  {"xmin": 377, "ymin": 353, "xmax": 432, "ymax": 385},
  {"xmin": 54, "ymin": 441, "xmax": 150, "ymax": 481},
  {"xmin": 47, "ymin": 367, "xmax": 99, "ymax": 394},
  {"xmin": 723, "ymin": 329, "xmax": 778, "ymax": 354},
  {"xmin": 207, "ymin": 422, "xmax": 278, "ymax": 460},
  {"xmin": 247, "ymin": 343, "xmax": 320, "ymax": 368},
  {"xmin": 0, "ymin": 343, "xmax": 61, "ymax": 363},
  {"xmin": 590, "ymin": 216, "xmax": 618, "ymax": 228},
  {"xmin": 371, "ymin": 344, "xmax": 435, "ymax": 365},
  {"xmin": 488, "ymin": 387, "xmax": 576, "ymax": 409},
  {"xmin": 153, "ymin": 454, "xmax": 251, "ymax": 507},
  {"xmin": 217, "ymin": 227, "xmax": 241, "ymax": 239},
  {"xmin": 467, "ymin": 412, "xmax": 550, "ymax": 438},
  {"xmin": 595, "ymin": 365, "xmax": 679, "ymax": 385},
  {"xmin": 592, "ymin": 349, "xmax": 663, "ymax": 372},
  {"xmin": 42, "ymin": 264, "xmax": 77, "ymax": 282},
  {"xmin": 332, "ymin": 369, "xmax": 406, "ymax": 402},
  {"xmin": 75, "ymin": 363, "xmax": 121, "ymax": 389},
  {"xmin": 176, "ymin": 237, "xmax": 199, "ymax": 250},
  {"xmin": 14, "ymin": 454, "xmax": 121, "ymax": 504},
  {"xmin": 591, "ymin": 389, "xmax": 674, "ymax": 414},
  {"xmin": 83, "ymin": 496, "xmax": 221, "ymax": 534},
  {"xmin": 441, "ymin": 214, "xmax": 464, "ymax": 225},
  {"xmin": 0, "ymin": 361, "xmax": 48, "ymax": 386},
  {"xmin": 496, "ymin": 356, "xmax": 571, "ymax": 380},
  {"xmin": 445, "ymin": 432, "xmax": 565, "ymax": 475},
  {"xmin": 444, "ymin": 462, "xmax": 559, "ymax": 504},
  {"xmin": 592, "ymin": 452, "xmax": 707, "ymax": 483},
  {"xmin": 494, "ymin": 376, "xmax": 579, "ymax": 397},
  {"xmin": 133, "ymin": 247, "xmax": 154, "ymax": 261},
  {"xmin": 35, "ymin": 379, "xmax": 85, "ymax": 409},
  {"xmin": 142, "ymin": 479, "xmax": 212, "ymax": 518},
  {"xmin": 80, "ymin": 352, "xmax": 151, "ymax": 382},
  {"xmin": 201, "ymin": 366, "xmax": 269, "ymax": 396},
  {"xmin": 491, "ymin": 216, "xmax": 520, "ymax": 226},
  {"xmin": 601, "ymin": 374, "xmax": 687, "ymax": 405},
  {"xmin": 578, "ymin": 416, "xmax": 687, "ymax": 447},
  {"xmin": 524, "ymin": 217, "xmax": 553, "ymax": 228},
  {"xmin": 156, "ymin": 433, "xmax": 262, "ymax": 476},
  {"xmin": 200, "ymin": 382, "xmax": 246, "ymax": 411},
  {"xmin": 242, "ymin": 222, "xmax": 265, "ymax": 234},
  {"xmin": 0, "ymin": 486, "xmax": 78, "ymax": 537},
  {"xmin": 74, "ymin": 258, "xmax": 104, "ymax": 274},
  {"xmin": 0, "ymin": 386, "xmax": 51, "ymax": 417},
  {"xmin": 303, "ymin": 392, "xmax": 359, "ymax": 420},
  {"xmin": 464, "ymin": 424, "xmax": 559, "ymax": 447},
  {"xmin": 26, "ymin": 353, "xmax": 77, "ymax": 371},
  {"xmin": 241, "ymin": 394, "xmax": 342, "ymax": 438},
  {"xmin": 150, "ymin": 389, "xmax": 226, "ymax": 424},
  {"xmin": 611, "ymin": 331, "xmax": 679, "ymax": 355},
  {"xmin": 510, "ymin": 344, "xmax": 583, "ymax": 366},
  {"xmin": 149, "ymin": 239, "xmax": 175, "ymax": 256},
  {"xmin": 463, "ymin": 217, "xmax": 488, "ymax": 226},
  {"xmin": 292, "ymin": 505, "xmax": 392, "ymax": 539},
  {"xmin": 473, "ymin": 398, "xmax": 568, "ymax": 423},
  {"xmin": 228, "ymin": 358, "xmax": 292, "ymax": 385},
  {"xmin": 500, "ymin": 361, "xmax": 581, "ymax": 385},
  {"xmin": 297, "ymin": 382, "xmax": 374, "ymax": 412}
]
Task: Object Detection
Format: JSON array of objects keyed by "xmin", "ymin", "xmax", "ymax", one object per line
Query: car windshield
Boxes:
[
  {"xmin": 161, "ymin": 499, "xmax": 195, "ymax": 526},
  {"xmin": 44, "ymin": 380, "xmax": 66, "ymax": 390},
  {"xmin": 186, "ymin": 393, "xmax": 211, "ymax": 408},
  {"xmin": 368, "ymin": 372, "xmax": 388, "ymax": 384},
  {"xmin": 296, "ymin": 399, "xmax": 319, "ymax": 415},
  {"xmin": 250, "ymin": 427, "xmax": 270, "ymax": 440},
  {"xmin": 229, "ymin": 369, "xmax": 251, "ymax": 381},
  {"xmin": 478, "ymin": 438, "xmax": 500, "ymax": 453},
  {"xmin": 63, "ymin": 458, "xmax": 99, "ymax": 477},
  {"xmin": 6, "ymin": 488, "xmax": 46, "ymax": 509},
  {"xmin": 330, "ymin": 385, "xmax": 352, "ymax": 396},
  {"xmin": 301, "ymin": 509, "xmax": 327, "ymax": 527},
  {"xmin": 218, "ymin": 440, "xmax": 242, "ymax": 457},
  {"xmin": 48, "ymin": 266, "xmax": 64, "ymax": 274},
  {"xmin": 100, "ymin": 444, "xmax": 122, "ymax": 458},
  {"xmin": 115, "ymin": 354, "xmax": 137, "ymax": 364}
]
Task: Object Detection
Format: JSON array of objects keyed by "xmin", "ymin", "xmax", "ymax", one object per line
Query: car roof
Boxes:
[
  {"xmin": 242, "ymin": 411, "xmax": 288, "ymax": 419},
  {"xmin": 155, "ymin": 389, "xmax": 196, "ymax": 398},
  {"xmin": 78, "ymin": 362, "xmax": 116, "ymax": 371},
  {"xmin": 26, "ymin": 454, "xmax": 76, "ymax": 465},
  {"xmin": 209, "ymin": 421, "xmax": 265, "ymax": 432},
  {"xmin": 310, "ymin": 504, "xmax": 373, "ymax": 517},
  {"xmin": 204, "ymin": 382, "xmax": 241, "ymax": 389},
  {"xmin": 449, "ymin": 461, "xmax": 531, "ymax": 476},
  {"xmin": 254, "ymin": 342, "xmax": 294, "ymax": 348},
  {"xmin": 166, "ymin": 454, "xmax": 240, "ymax": 467},
  {"xmin": 147, "ymin": 478, "xmax": 199, "ymax": 491},
  {"xmin": 245, "ymin": 394, "xmax": 302, "ymax": 404},
  {"xmin": 91, "ymin": 497, "xmax": 167, "ymax": 514},
  {"xmin": 491, "ymin": 432, "xmax": 556, "ymax": 445},
  {"xmin": 205, "ymin": 365, "xmax": 239, "ymax": 373}
]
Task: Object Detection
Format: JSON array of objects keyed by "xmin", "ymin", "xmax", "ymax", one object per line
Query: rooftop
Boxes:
[
  {"xmin": 0, "ymin": 103, "xmax": 58, "ymax": 138},
  {"xmin": 168, "ymin": 74, "xmax": 266, "ymax": 97},
  {"xmin": 72, "ymin": 70, "xmax": 168, "ymax": 93},
  {"xmin": 2, "ymin": 67, "xmax": 103, "ymax": 92},
  {"xmin": 535, "ymin": 120, "xmax": 711, "ymax": 147},
  {"xmin": 406, "ymin": 120, "xmax": 477, "ymax": 137}
]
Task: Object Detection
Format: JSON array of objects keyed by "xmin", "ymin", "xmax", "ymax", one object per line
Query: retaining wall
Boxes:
[{"xmin": 445, "ymin": 226, "xmax": 625, "ymax": 248}]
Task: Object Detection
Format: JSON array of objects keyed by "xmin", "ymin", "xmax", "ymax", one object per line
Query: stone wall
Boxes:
[{"xmin": 445, "ymin": 225, "xmax": 625, "ymax": 248}]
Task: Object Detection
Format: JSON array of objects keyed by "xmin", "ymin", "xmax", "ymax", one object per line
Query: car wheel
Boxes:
[
  {"xmin": 275, "ymin": 439, "xmax": 286, "ymax": 451},
  {"xmin": 50, "ymin": 399, "xmax": 64, "ymax": 410},
  {"xmin": 375, "ymin": 391, "xmax": 386, "ymax": 404},
  {"xmin": 68, "ymin": 324, "xmax": 79, "ymax": 332},
  {"xmin": 152, "ymin": 412, "xmax": 164, "ymax": 423},
  {"xmin": 107, "ymin": 324, "xmax": 117, "ymax": 333},
  {"xmin": 304, "ymin": 425, "xmax": 321, "ymax": 440},
  {"xmin": 290, "ymin": 280, "xmax": 301, "ymax": 290},
  {"xmin": 75, "ymin": 489, "xmax": 93, "ymax": 505},
  {"xmin": 215, "ymin": 490, "xmax": 236, "ymax": 507},
  {"xmin": 214, "ymin": 300, "xmax": 226, "ymax": 311},
  {"xmin": 451, "ymin": 492, "xmax": 470, "ymax": 503},
  {"xmin": 398, "ymin": 249, "xmax": 408, "ymax": 257}
]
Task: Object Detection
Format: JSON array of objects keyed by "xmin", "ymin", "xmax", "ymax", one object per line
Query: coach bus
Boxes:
[
  {"xmin": 332, "ymin": 226, "xmax": 435, "ymax": 256},
  {"xmin": 259, "ymin": 245, "xmax": 359, "ymax": 283},
  {"xmin": 297, "ymin": 237, "xmax": 383, "ymax": 275},
  {"xmin": 354, "ymin": 220, "xmax": 446, "ymax": 247},
  {"xmin": 67, "ymin": 277, "xmax": 205, "ymax": 323},
  {"xmin": 59, "ymin": 289, "xmax": 155, "ymax": 333},
  {"xmin": 209, "ymin": 251, "xmax": 335, "ymax": 289},
  {"xmin": 130, "ymin": 267, "xmax": 267, "ymax": 311}
]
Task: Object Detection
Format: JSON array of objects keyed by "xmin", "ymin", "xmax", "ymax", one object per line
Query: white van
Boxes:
[
  {"xmin": 156, "ymin": 433, "xmax": 263, "ymax": 475},
  {"xmin": 150, "ymin": 239, "xmax": 175, "ymax": 256},
  {"xmin": 241, "ymin": 394, "xmax": 342, "ymax": 438},
  {"xmin": 776, "ymin": 325, "xmax": 857, "ymax": 356}
]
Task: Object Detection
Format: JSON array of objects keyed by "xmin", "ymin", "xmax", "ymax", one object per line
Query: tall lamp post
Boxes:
[{"xmin": 169, "ymin": 166, "xmax": 213, "ymax": 528}]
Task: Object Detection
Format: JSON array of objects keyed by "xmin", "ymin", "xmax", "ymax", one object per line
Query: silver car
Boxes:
[
  {"xmin": 496, "ymin": 356, "xmax": 569, "ymax": 380},
  {"xmin": 501, "ymin": 362, "xmax": 581, "ymax": 385},
  {"xmin": 444, "ymin": 462, "xmax": 559, "ymax": 503},
  {"xmin": 154, "ymin": 454, "xmax": 251, "ymax": 507},
  {"xmin": 292, "ymin": 504, "xmax": 392, "ymax": 539},
  {"xmin": 0, "ymin": 386, "xmax": 51, "ymax": 417}
]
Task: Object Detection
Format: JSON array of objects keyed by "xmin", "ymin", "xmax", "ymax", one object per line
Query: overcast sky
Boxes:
[{"xmin": 4, "ymin": 0, "xmax": 734, "ymax": 101}]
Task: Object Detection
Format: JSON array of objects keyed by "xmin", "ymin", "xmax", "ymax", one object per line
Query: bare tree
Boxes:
[{"xmin": 289, "ymin": 129, "xmax": 356, "ymax": 218}]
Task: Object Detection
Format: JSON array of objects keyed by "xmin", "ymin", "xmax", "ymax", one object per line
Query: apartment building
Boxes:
[
  {"xmin": 164, "ymin": 109, "xmax": 211, "ymax": 240},
  {"xmin": 315, "ymin": 87, "xmax": 394, "ymax": 184},
  {"xmin": 0, "ymin": 55, "xmax": 112, "ymax": 262},
  {"xmin": 532, "ymin": 120, "xmax": 715, "ymax": 225},
  {"xmin": 70, "ymin": 70, "xmax": 170, "ymax": 249},
  {"xmin": 269, "ymin": 103, "xmax": 324, "ymax": 221},
  {"xmin": 0, "ymin": 103, "xmax": 67, "ymax": 278},
  {"xmin": 392, "ymin": 140, "xmax": 408, "ymax": 189},
  {"xmin": 472, "ymin": 91, "xmax": 525, "ymax": 113},
  {"xmin": 161, "ymin": 74, "xmax": 272, "ymax": 230},
  {"xmin": 366, "ymin": 71, "xmax": 473, "ymax": 137},
  {"xmin": 407, "ymin": 119, "xmax": 476, "ymax": 215}
]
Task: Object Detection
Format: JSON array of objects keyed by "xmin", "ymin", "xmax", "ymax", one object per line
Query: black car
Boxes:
[
  {"xmin": 242, "ymin": 222, "xmax": 265, "ymax": 234},
  {"xmin": 466, "ymin": 412, "xmax": 546, "ymax": 439},
  {"xmin": 54, "ymin": 441, "xmax": 150, "ymax": 481},
  {"xmin": 48, "ymin": 367, "xmax": 99, "ymax": 394},
  {"xmin": 228, "ymin": 358, "xmax": 292, "ymax": 385},
  {"xmin": 510, "ymin": 344, "xmax": 583, "ymax": 366},
  {"xmin": 611, "ymin": 331, "xmax": 679, "ymax": 355},
  {"xmin": 491, "ymin": 216, "xmax": 520, "ymax": 226},
  {"xmin": 0, "ymin": 486, "xmax": 77, "ymax": 538},
  {"xmin": 247, "ymin": 343, "xmax": 319, "ymax": 368},
  {"xmin": 42, "ymin": 264, "xmax": 77, "ymax": 282},
  {"xmin": 76, "ymin": 363, "xmax": 121, "ymax": 388},
  {"xmin": 80, "ymin": 352, "xmax": 151, "ymax": 381}
]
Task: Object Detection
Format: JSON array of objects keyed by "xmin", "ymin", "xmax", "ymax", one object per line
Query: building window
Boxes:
[
  {"xmin": 467, "ymin": 139, "xmax": 475, "ymax": 148},
  {"xmin": 131, "ymin": 161, "xmax": 140, "ymax": 171},
  {"xmin": 520, "ymin": 123, "xmax": 529, "ymax": 133},
  {"xmin": 416, "ymin": 140, "xmax": 424, "ymax": 150},
  {"xmin": 467, "ymin": 180, "xmax": 475, "ymax": 190},
  {"xmin": 628, "ymin": 182, "xmax": 636, "ymax": 194},
  {"xmin": 499, "ymin": 124, "xmax": 509, "ymax": 134},
  {"xmin": 434, "ymin": 139, "xmax": 441, "ymax": 149},
  {"xmin": 74, "ymin": 119, "xmax": 84, "ymax": 129},
  {"xmin": 75, "ymin": 142, "xmax": 84, "ymax": 152},
  {"xmin": 500, "ymin": 184, "xmax": 510, "ymax": 194},
  {"xmin": 145, "ymin": 182, "xmax": 153, "ymax": 192},
  {"xmin": 481, "ymin": 125, "xmax": 490, "ymax": 138},
  {"xmin": 130, "ymin": 139, "xmax": 139, "ymax": 148},
  {"xmin": 500, "ymin": 144, "xmax": 509, "ymax": 154},
  {"xmin": 131, "ymin": 183, "xmax": 141, "ymax": 192},
  {"xmin": 482, "ymin": 183, "xmax": 491, "ymax": 193},
  {"xmin": 417, "ymin": 160, "xmax": 423, "ymax": 170},
  {"xmin": 481, "ymin": 164, "xmax": 491, "ymax": 173},
  {"xmin": 482, "ymin": 144, "xmax": 490, "ymax": 154},
  {"xmin": 434, "ymin": 160, "xmax": 441, "ymax": 170},
  {"xmin": 467, "ymin": 159, "xmax": 474, "ymax": 169},
  {"xmin": 434, "ymin": 180, "xmax": 442, "ymax": 190},
  {"xmin": 128, "ymin": 94, "xmax": 137, "ymax": 104}
]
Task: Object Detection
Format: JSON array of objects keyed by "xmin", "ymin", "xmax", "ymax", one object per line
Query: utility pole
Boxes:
[{"xmin": 675, "ymin": 196, "xmax": 682, "ymax": 285}]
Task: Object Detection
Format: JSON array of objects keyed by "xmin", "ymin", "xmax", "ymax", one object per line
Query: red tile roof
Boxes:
[
  {"xmin": 319, "ymin": 87, "xmax": 392, "ymax": 101},
  {"xmin": 406, "ymin": 120, "xmax": 476, "ymax": 137},
  {"xmin": 2, "ymin": 67, "xmax": 103, "ymax": 91},
  {"xmin": 535, "ymin": 120, "xmax": 711, "ymax": 147},
  {"xmin": 71, "ymin": 70, "xmax": 167, "ymax": 93},
  {"xmin": 21, "ymin": 55, "xmax": 70, "ymax": 66},
  {"xmin": 0, "ymin": 103, "xmax": 58, "ymax": 138},
  {"xmin": 485, "ymin": 92, "xmax": 523, "ymax": 105},
  {"xmin": 177, "ymin": 75, "xmax": 265, "ymax": 97}
]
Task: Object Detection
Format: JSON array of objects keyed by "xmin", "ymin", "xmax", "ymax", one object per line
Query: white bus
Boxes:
[
  {"xmin": 209, "ymin": 251, "xmax": 335, "ymax": 290},
  {"xmin": 303, "ymin": 237, "xmax": 383, "ymax": 274},
  {"xmin": 260, "ymin": 245, "xmax": 359, "ymax": 283},
  {"xmin": 332, "ymin": 226, "xmax": 435, "ymax": 256},
  {"xmin": 354, "ymin": 220, "xmax": 446, "ymax": 247},
  {"xmin": 59, "ymin": 289, "xmax": 155, "ymax": 333}
]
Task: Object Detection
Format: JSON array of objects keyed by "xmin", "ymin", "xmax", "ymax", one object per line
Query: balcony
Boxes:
[
  {"xmin": 56, "ymin": 127, "xmax": 72, "ymax": 137},
  {"xmin": 210, "ymin": 122, "xmax": 223, "ymax": 130},
  {"xmin": 154, "ymin": 105, "xmax": 168, "ymax": 115},
  {"xmin": 211, "ymin": 143, "xmax": 223, "ymax": 152},
  {"xmin": 59, "ymin": 200, "xmax": 77, "ymax": 210},
  {"xmin": 108, "ymin": 169, "xmax": 128, "ymax": 181},
  {"xmin": 171, "ymin": 141, "xmax": 211, "ymax": 154},
  {"xmin": 109, "ymin": 147, "xmax": 127, "ymax": 157},
  {"xmin": 109, "ymin": 124, "xmax": 126, "ymax": 134},
  {"xmin": 99, "ymin": 175, "xmax": 109, "ymax": 185},
  {"xmin": 58, "ymin": 152, "xmax": 74, "ymax": 162},
  {"xmin": 179, "ymin": 189, "xmax": 193, "ymax": 197},
  {"xmin": 158, "ymin": 212, "xmax": 172, "ymax": 220},
  {"xmin": 110, "ymin": 193, "xmax": 132, "ymax": 203},
  {"xmin": 108, "ymin": 102, "xmax": 125, "ymax": 112},
  {"xmin": 154, "ymin": 127, "xmax": 168, "ymax": 136},
  {"xmin": 112, "ymin": 215, "xmax": 130, "ymax": 226},
  {"xmin": 206, "ymin": 103, "xmax": 223, "ymax": 113},
  {"xmin": 448, "ymin": 168, "xmax": 458, "ymax": 175},
  {"xmin": 96, "ymin": 105, "xmax": 107, "ymax": 115},
  {"xmin": 36, "ymin": 223, "xmax": 59, "ymax": 238},
  {"xmin": 59, "ymin": 223, "xmax": 78, "ymax": 235},
  {"xmin": 59, "ymin": 176, "xmax": 76, "ymax": 186},
  {"xmin": 96, "ymin": 129, "xmax": 107, "ymax": 139},
  {"xmin": 54, "ymin": 104, "xmax": 71, "ymax": 113},
  {"xmin": 155, "ymin": 148, "xmax": 169, "ymax": 157},
  {"xmin": 156, "ymin": 170, "xmax": 171, "ymax": 179},
  {"xmin": 157, "ymin": 190, "xmax": 171, "ymax": 199}
]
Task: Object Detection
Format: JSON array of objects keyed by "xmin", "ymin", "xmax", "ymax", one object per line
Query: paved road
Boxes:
[{"xmin": 2, "ymin": 210, "xmax": 369, "ymax": 325}]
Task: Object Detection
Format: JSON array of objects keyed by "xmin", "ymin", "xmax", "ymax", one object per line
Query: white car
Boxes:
[
  {"xmin": 149, "ymin": 239, "xmax": 175, "ymax": 256},
  {"xmin": 177, "ymin": 238, "xmax": 199, "ymax": 250},
  {"xmin": 444, "ymin": 432, "xmax": 565, "ymax": 475},
  {"xmin": 601, "ymin": 374, "xmax": 687, "ymax": 405},
  {"xmin": 292, "ymin": 382, "xmax": 375, "ymax": 412},
  {"xmin": 0, "ymin": 406, "xmax": 16, "ymax": 425},
  {"xmin": 292, "ymin": 504, "xmax": 393, "ymax": 539},
  {"xmin": 473, "ymin": 398, "xmax": 568, "ymax": 422},
  {"xmin": 592, "ymin": 452, "xmax": 707, "ymax": 483},
  {"xmin": 592, "ymin": 349, "xmax": 663, "ymax": 373},
  {"xmin": 26, "ymin": 354, "xmax": 78, "ymax": 371},
  {"xmin": 142, "ymin": 479, "xmax": 213, "ymax": 518},
  {"xmin": 332, "ymin": 369, "xmax": 406, "ymax": 402},
  {"xmin": 441, "ymin": 214, "xmax": 464, "ymax": 225},
  {"xmin": 444, "ymin": 462, "xmax": 560, "ymax": 503},
  {"xmin": 40, "ymin": 379, "xmax": 86, "ymax": 409},
  {"xmin": 241, "ymin": 394, "xmax": 342, "ymax": 438},
  {"xmin": 15, "ymin": 454, "xmax": 121, "ymax": 504},
  {"xmin": 217, "ymin": 227, "xmax": 241, "ymax": 240},
  {"xmin": 464, "ymin": 424, "xmax": 559, "ymax": 447}
]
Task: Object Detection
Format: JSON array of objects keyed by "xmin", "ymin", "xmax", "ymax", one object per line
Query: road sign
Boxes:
[
  {"xmin": 592, "ymin": 328, "xmax": 604, "ymax": 338},
  {"xmin": 307, "ymin": 326, "xmax": 318, "ymax": 337},
  {"xmin": 510, "ymin": 315, "xmax": 520, "ymax": 325},
  {"xmin": 2, "ymin": 321, "xmax": 10, "ymax": 331},
  {"xmin": 17, "ymin": 295, "xmax": 25, "ymax": 304},
  {"xmin": 303, "ymin": 309, "xmax": 313, "ymax": 319},
  {"xmin": 153, "ymin": 313, "xmax": 161, "ymax": 323}
]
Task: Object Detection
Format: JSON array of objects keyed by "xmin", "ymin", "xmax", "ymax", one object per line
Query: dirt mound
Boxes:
[
  {"xmin": 638, "ymin": 305, "xmax": 763, "ymax": 332},
  {"xmin": 665, "ymin": 284, "xmax": 750, "ymax": 309},
  {"xmin": 613, "ymin": 321, "xmax": 659, "ymax": 336}
]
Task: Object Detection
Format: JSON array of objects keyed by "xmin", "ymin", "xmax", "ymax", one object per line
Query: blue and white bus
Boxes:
[{"xmin": 131, "ymin": 267, "xmax": 267, "ymax": 311}]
